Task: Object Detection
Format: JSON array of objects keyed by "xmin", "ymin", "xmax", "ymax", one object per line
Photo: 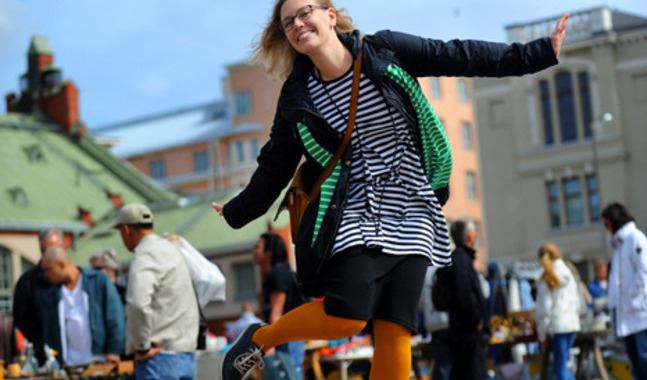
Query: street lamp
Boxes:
[{"xmin": 590, "ymin": 112, "xmax": 613, "ymax": 260}]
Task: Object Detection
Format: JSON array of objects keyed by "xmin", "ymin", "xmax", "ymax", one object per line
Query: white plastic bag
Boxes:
[{"xmin": 166, "ymin": 233, "xmax": 226, "ymax": 307}]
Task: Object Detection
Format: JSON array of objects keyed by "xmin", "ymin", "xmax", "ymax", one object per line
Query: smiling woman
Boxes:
[
  {"xmin": 211, "ymin": 0, "xmax": 569, "ymax": 379},
  {"xmin": 253, "ymin": 0, "xmax": 356, "ymax": 80}
]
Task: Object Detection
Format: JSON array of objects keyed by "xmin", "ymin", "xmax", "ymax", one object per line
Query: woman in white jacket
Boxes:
[
  {"xmin": 602, "ymin": 202, "xmax": 647, "ymax": 380},
  {"xmin": 535, "ymin": 243, "xmax": 581, "ymax": 380}
]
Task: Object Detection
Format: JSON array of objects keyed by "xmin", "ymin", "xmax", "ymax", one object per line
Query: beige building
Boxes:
[{"xmin": 473, "ymin": 7, "xmax": 647, "ymax": 271}]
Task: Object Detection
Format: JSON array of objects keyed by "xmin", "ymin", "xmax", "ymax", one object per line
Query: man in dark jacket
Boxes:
[
  {"xmin": 445, "ymin": 218, "xmax": 490, "ymax": 380},
  {"xmin": 12, "ymin": 229, "xmax": 62, "ymax": 366}
]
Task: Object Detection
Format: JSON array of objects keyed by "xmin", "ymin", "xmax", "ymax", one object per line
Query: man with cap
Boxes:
[{"xmin": 114, "ymin": 203, "xmax": 199, "ymax": 380}]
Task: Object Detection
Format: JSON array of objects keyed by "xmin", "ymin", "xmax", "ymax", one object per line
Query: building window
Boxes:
[
  {"xmin": 540, "ymin": 71, "xmax": 596, "ymax": 146},
  {"xmin": 461, "ymin": 122, "xmax": 473, "ymax": 150},
  {"xmin": 466, "ymin": 171, "xmax": 477, "ymax": 200},
  {"xmin": 0, "ymin": 246, "xmax": 12, "ymax": 310},
  {"xmin": 23, "ymin": 145, "xmax": 46, "ymax": 163},
  {"xmin": 250, "ymin": 139, "xmax": 261, "ymax": 160},
  {"xmin": 563, "ymin": 177, "xmax": 584, "ymax": 226},
  {"xmin": 586, "ymin": 174, "xmax": 600, "ymax": 222},
  {"xmin": 236, "ymin": 141, "xmax": 245, "ymax": 163},
  {"xmin": 233, "ymin": 261, "xmax": 256, "ymax": 300},
  {"xmin": 234, "ymin": 91, "xmax": 252, "ymax": 116},
  {"xmin": 578, "ymin": 72, "xmax": 593, "ymax": 139},
  {"xmin": 546, "ymin": 180, "xmax": 561, "ymax": 228},
  {"xmin": 539, "ymin": 80, "xmax": 554, "ymax": 145},
  {"xmin": 556, "ymin": 72, "xmax": 578, "ymax": 143},
  {"xmin": 430, "ymin": 77, "xmax": 442, "ymax": 99},
  {"xmin": 194, "ymin": 150, "xmax": 209, "ymax": 173},
  {"xmin": 458, "ymin": 79, "xmax": 469, "ymax": 103},
  {"xmin": 149, "ymin": 159, "xmax": 166, "ymax": 179}
]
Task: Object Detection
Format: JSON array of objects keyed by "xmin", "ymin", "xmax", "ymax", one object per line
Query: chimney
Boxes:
[{"xmin": 6, "ymin": 36, "xmax": 83, "ymax": 137}]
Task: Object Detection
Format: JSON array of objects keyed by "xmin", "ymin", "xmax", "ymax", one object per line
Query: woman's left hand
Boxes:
[
  {"xmin": 551, "ymin": 13, "xmax": 570, "ymax": 58},
  {"xmin": 211, "ymin": 202, "xmax": 225, "ymax": 216}
]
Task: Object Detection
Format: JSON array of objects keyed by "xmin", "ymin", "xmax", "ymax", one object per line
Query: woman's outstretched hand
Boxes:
[
  {"xmin": 551, "ymin": 13, "xmax": 570, "ymax": 58},
  {"xmin": 211, "ymin": 202, "xmax": 225, "ymax": 216}
]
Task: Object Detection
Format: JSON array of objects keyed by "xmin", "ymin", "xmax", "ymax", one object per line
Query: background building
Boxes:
[
  {"xmin": 0, "ymin": 36, "xmax": 291, "ymax": 336},
  {"xmin": 473, "ymin": 6, "xmax": 647, "ymax": 274},
  {"xmin": 0, "ymin": 36, "xmax": 177, "ymax": 313}
]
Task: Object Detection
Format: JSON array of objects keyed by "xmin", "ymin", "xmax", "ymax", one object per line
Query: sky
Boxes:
[{"xmin": 1, "ymin": 0, "xmax": 645, "ymax": 129}]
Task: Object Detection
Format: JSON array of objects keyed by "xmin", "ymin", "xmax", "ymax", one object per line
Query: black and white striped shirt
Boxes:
[{"xmin": 307, "ymin": 68, "xmax": 451, "ymax": 265}]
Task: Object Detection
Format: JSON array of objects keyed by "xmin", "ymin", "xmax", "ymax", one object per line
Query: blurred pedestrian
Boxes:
[
  {"xmin": 89, "ymin": 248, "xmax": 127, "ymax": 304},
  {"xmin": 419, "ymin": 266, "xmax": 451, "ymax": 380},
  {"xmin": 226, "ymin": 303, "xmax": 263, "ymax": 343},
  {"xmin": 254, "ymin": 232, "xmax": 307, "ymax": 376},
  {"xmin": 115, "ymin": 203, "xmax": 199, "ymax": 380},
  {"xmin": 535, "ymin": 243, "xmax": 581, "ymax": 380},
  {"xmin": 12, "ymin": 229, "xmax": 62, "ymax": 366},
  {"xmin": 40, "ymin": 246, "xmax": 124, "ymax": 366},
  {"xmin": 587, "ymin": 260, "xmax": 608, "ymax": 299},
  {"xmin": 445, "ymin": 218, "xmax": 490, "ymax": 380},
  {"xmin": 210, "ymin": 1, "xmax": 569, "ymax": 379},
  {"xmin": 602, "ymin": 202, "xmax": 647, "ymax": 379}
]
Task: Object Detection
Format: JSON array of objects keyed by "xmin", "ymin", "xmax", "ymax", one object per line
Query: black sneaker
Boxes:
[{"xmin": 219, "ymin": 323, "xmax": 265, "ymax": 380}]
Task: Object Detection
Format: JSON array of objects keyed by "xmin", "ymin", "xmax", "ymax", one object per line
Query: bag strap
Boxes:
[{"xmin": 307, "ymin": 48, "xmax": 363, "ymax": 203}]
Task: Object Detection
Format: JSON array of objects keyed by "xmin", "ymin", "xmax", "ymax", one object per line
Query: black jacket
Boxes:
[
  {"xmin": 12, "ymin": 262, "xmax": 52, "ymax": 365},
  {"xmin": 446, "ymin": 244, "xmax": 490, "ymax": 333},
  {"xmin": 223, "ymin": 30, "xmax": 557, "ymax": 283}
]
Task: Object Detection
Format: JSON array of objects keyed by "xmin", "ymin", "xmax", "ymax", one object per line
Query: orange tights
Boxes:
[{"xmin": 251, "ymin": 301, "xmax": 412, "ymax": 380}]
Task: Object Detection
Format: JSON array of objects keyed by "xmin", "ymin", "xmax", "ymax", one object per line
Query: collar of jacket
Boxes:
[
  {"xmin": 54, "ymin": 267, "xmax": 101, "ymax": 295},
  {"xmin": 614, "ymin": 221, "xmax": 636, "ymax": 244},
  {"xmin": 455, "ymin": 244, "xmax": 476, "ymax": 259}
]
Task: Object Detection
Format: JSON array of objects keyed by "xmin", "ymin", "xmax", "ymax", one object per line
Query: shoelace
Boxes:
[{"xmin": 233, "ymin": 346, "xmax": 265, "ymax": 375}]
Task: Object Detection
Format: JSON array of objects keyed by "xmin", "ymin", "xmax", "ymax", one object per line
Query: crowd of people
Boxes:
[
  {"xmin": 415, "ymin": 202, "xmax": 647, "ymax": 380},
  {"xmin": 12, "ymin": 203, "xmax": 201, "ymax": 380},
  {"xmin": 12, "ymin": 200, "xmax": 647, "ymax": 380}
]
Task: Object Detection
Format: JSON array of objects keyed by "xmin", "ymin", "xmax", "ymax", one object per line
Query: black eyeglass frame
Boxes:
[{"xmin": 280, "ymin": 4, "xmax": 329, "ymax": 33}]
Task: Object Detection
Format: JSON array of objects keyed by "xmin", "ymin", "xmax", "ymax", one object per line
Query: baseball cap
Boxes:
[{"xmin": 114, "ymin": 203, "xmax": 154, "ymax": 227}]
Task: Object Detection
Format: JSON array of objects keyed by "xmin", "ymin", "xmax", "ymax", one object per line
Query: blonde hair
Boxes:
[
  {"xmin": 537, "ymin": 242, "xmax": 563, "ymax": 290},
  {"xmin": 252, "ymin": 0, "xmax": 356, "ymax": 80}
]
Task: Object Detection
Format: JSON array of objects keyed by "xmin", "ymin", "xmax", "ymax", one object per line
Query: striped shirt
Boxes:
[{"xmin": 307, "ymin": 68, "xmax": 451, "ymax": 265}]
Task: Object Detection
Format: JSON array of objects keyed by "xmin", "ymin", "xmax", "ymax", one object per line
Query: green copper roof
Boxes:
[
  {"xmin": 1, "ymin": 111, "xmax": 289, "ymax": 267},
  {"xmin": 28, "ymin": 36, "xmax": 53, "ymax": 55},
  {"xmin": 0, "ymin": 112, "xmax": 176, "ymax": 235}
]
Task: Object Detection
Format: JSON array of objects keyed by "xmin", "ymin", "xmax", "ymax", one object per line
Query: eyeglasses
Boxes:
[{"xmin": 281, "ymin": 4, "xmax": 328, "ymax": 33}]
